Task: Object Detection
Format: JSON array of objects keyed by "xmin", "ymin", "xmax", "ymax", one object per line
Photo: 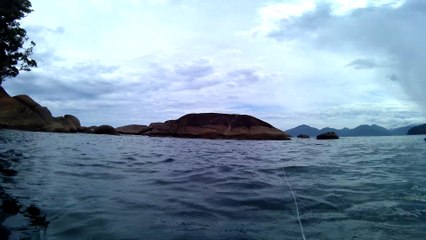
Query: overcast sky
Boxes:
[{"xmin": 4, "ymin": 0, "xmax": 426, "ymax": 129}]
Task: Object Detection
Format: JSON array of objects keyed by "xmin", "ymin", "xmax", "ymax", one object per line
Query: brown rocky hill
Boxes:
[
  {"xmin": 0, "ymin": 87, "xmax": 80, "ymax": 132},
  {"xmin": 143, "ymin": 113, "xmax": 290, "ymax": 140}
]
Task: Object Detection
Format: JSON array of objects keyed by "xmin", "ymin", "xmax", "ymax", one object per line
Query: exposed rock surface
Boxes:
[
  {"xmin": 407, "ymin": 124, "xmax": 426, "ymax": 135},
  {"xmin": 65, "ymin": 115, "xmax": 81, "ymax": 129},
  {"xmin": 297, "ymin": 134, "xmax": 310, "ymax": 139},
  {"xmin": 316, "ymin": 131, "xmax": 339, "ymax": 140},
  {"xmin": 93, "ymin": 125, "xmax": 118, "ymax": 135},
  {"xmin": 0, "ymin": 87, "xmax": 80, "ymax": 132},
  {"xmin": 142, "ymin": 113, "xmax": 290, "ymax": 140},
  {"xmin": 79, "ymin": 126, "xmax": 97, "ymax": 134},
  {"xmin": 116, "ymin": 124, "xmax": 149, "ymax": 135}
]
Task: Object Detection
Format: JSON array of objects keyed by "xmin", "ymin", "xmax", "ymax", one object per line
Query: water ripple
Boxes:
[{"xmin": 0, "ymin": 130, "xmax": 426, "ymax": 239}]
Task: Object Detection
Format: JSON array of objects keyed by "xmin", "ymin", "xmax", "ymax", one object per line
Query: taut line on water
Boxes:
[{"xmin": 283, "ymin": 167, "xmax": 306, "ymax": 240}]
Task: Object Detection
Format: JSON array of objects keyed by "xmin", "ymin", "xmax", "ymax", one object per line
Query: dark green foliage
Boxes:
[
  {"xmin": 0, "ymin": 0, "xmax": 37, "ymax": 84},
  {"xmin": 407, "ymin": 124, "xmax": 426, "ymax": 135}
]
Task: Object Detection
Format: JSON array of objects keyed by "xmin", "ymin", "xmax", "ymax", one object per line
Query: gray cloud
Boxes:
[
  {"xmin": 268, "ymin": 3, "xmax": 334, "ymax": 41},
  {"xmin": 23, "ymin": 26, "xmax": 66, "ymax": 66},
  {"xmin": 4, "ymin": 49, "xmax": 273, "ymax": 127},
  {"xmin": 6, "ymin": 61, "xmax": 123, "ymax": 101},
  {"xmin": 3, "ymin": 54, "xmax": 142, "ymax": 127},
  {"xmin": 32, "ymin": 50, "xmax": 64, "ymax": 66},
  {"xmin": 387, "ymin": 74, "xmax": 399, "ymax": 82},
  {"xmin": 227, "ymin": 69, "xmax": 263, "ymax": 85},
  {"xmin": 26, "ymin": 25, "xmax": 65, "ymax": 38},
  {"xmin": 346, "ymin": 58, "xmax": 377, "ymax": 70},
  {"xmin": 169, "ymin": 59, "xmax": 222, "ymax": 91},
  {"xmin": 174, "ymin": 59, "xmax": 214, "ymax": 80},
  {"xmin": 26, "ymin": 25, "xmax": 65, "ymax": 40},
  {"xmin": 71, "ymin": 62, "xmax": 120, "ymax": 76},
  {"xmin": 267, "ymin": 0, "xmax": 426, "ymax": 116}
]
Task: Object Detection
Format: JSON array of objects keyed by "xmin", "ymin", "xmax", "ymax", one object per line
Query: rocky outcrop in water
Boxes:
[
  {"xmin": 316, "ymin": 131, "xmax": 339, "ymax": 140},
  {"xmin": 93, "ymin": 125, "xmax": 118, "ymax": 135},
  {"xmin": 0, "ymin": 87, "xmax": 80, "ymax": 133},
  {"xmin": 116, "ymin": 124, "xmax": 149, "ymax": 135},
  {"xmin": 142, "ymin": 113, "xmax": 290, "ymax": 140},
  {"xmin": 78, "ymin": 125, "xmax": 118, "ymax": 135},
  {"xmin": 297, "ymin": 134, "xmax": 310, "ymax": 139}
]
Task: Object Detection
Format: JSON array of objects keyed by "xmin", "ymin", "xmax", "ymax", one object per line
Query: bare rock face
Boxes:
[
  {"xmin": 0, "ymin": 87, "xmax": 81, "ymax": 133},
  {"xmin": 297, "ymin": 134, "xmax": 310, "ymax": 139},
  {"xmin": 147, "ymin": 120, "xmax": 179, "ymax": 137},
  {"xmin": 0, "ymin": 89, "xmax": 46, "ymax": 130},
  {"xmin": 143, "ymin": 113, "xmax": 290, "ymax": 140},
  {"xmin": 93, "ymin": 125, "xmax": 118, "ymax": 135},
  {"xmin": 53, "ymin": 115, "xmax": 81, "ymax": 133},
  {"xmin": 79, "ymin": 126, "xmax": 97, "ymax": 134},
  {"xmin": 13, "ymin": 95, "xmax": 54, "ymax": 123},
  {"xmin": 116, "ymin": 124, "xmax": 149, "ymax": 135},
  {"xmin": 316, "ymin": 131, "xmax": 339, "ymax": 140},
  {"xmin": 64, "ymin": 115, "xmax": 81, "ymax": 129}
]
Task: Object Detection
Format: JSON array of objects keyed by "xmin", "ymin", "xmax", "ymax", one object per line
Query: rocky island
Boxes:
[
  {"xmin": 316, "ymin": 131, "xmax": 339, "ymax": 140},
  {"xmin": 0, "ymin": 87, "xmax": 290, "ymax": 140},
  {"xmin": 140, "ymin": 113, "xmax": 291, "ymax": 140}
]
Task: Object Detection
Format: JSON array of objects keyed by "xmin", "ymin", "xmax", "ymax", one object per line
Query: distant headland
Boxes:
[{"xmin": 285, "ymin": 123, "xmax": 424, "ymax": 137}]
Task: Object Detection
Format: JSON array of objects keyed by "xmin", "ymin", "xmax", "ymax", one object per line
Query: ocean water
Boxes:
[{"xmin": 0, "ymin": 129, "xmax": 426, "ymax": 240}]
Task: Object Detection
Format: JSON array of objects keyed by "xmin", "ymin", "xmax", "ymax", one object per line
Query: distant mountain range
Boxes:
[{"xmin": 285, "ymin": 124, "xmax": 419, "ymax": 137}]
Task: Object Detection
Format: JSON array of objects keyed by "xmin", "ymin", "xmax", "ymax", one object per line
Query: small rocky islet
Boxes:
[
  {"xmin": 141, "ymin": 113, "xmax": 290, "ymax": 140},
  {"xmin": 316, "ymin": 132, "xmax": 340, "ymax": 140}
]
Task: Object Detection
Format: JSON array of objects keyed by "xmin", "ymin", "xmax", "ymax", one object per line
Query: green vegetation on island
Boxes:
[{"xmin": 0, "ymin": 0, "xmax": 37, "ymax": 85}]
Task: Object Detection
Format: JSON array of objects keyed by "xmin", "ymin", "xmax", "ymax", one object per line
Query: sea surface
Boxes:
[{"xmin": 0, "ymin": 129, "xmax": 426, "ymax": 240}]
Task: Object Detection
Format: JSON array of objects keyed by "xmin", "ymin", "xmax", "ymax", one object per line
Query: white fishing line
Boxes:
[{"xmin": 283, "ymin": 167, "xmax": 306, "ymax": 240}]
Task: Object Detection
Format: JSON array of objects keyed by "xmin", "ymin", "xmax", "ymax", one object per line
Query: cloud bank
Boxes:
[{"xmin": 260, "ymin": 0, "xmax": 426, "ymax": 116}]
